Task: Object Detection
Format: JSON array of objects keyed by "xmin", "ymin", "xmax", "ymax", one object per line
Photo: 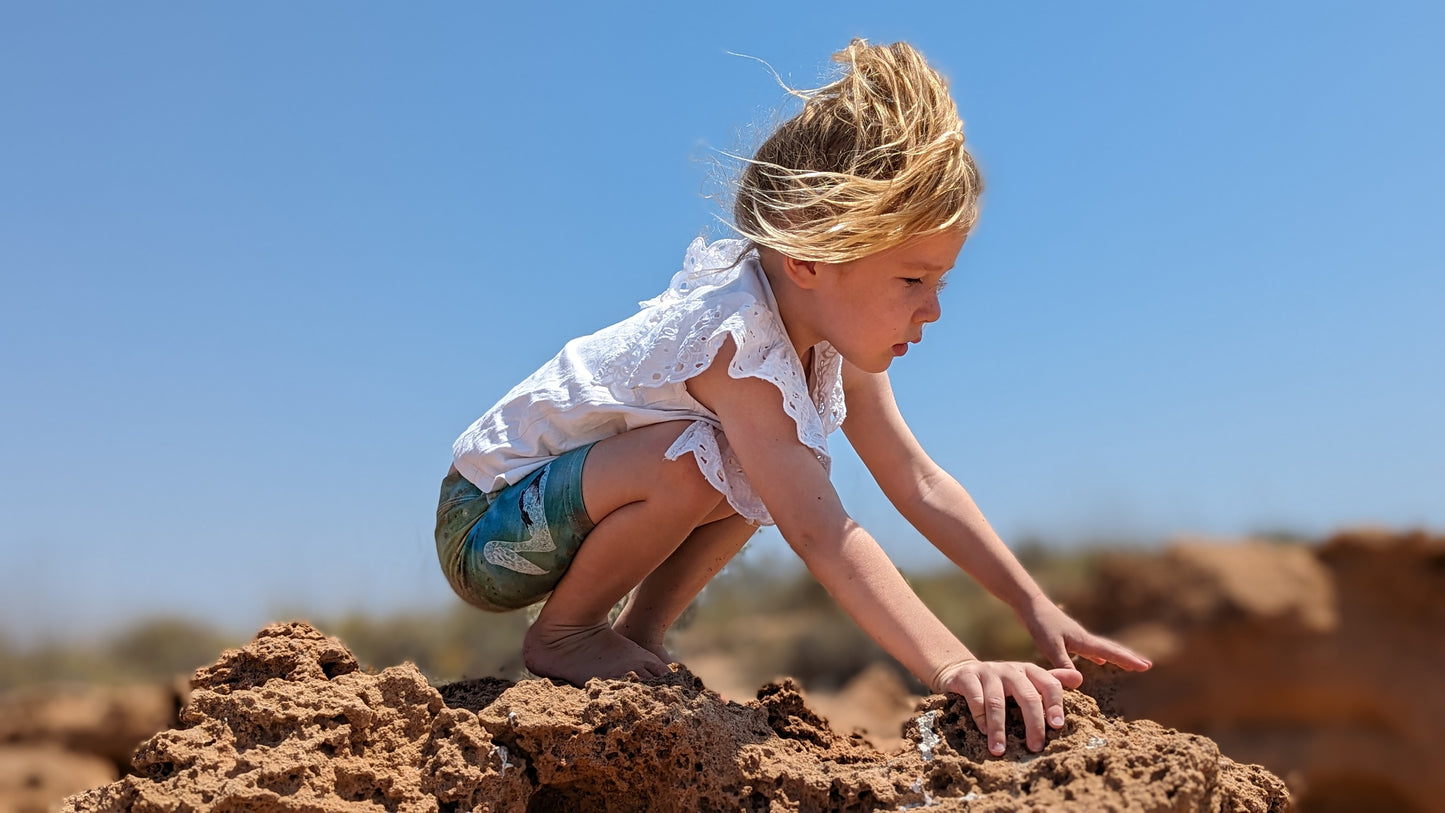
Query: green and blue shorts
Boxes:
[{"xmin": 434, "ymin": 443, "xmax": 597, "ymax": 611}]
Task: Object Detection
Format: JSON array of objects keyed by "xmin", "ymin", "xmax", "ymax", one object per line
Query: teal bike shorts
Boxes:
[{"xmin": 434, "ymin": 443, "xmax": 597, "ymax": 611}]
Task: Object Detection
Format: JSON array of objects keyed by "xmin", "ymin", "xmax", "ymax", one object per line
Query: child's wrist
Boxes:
[
  {"xmin": 928, "ymin": 656, "xmax": 979, "ymax": 695},
  {"xmin": 1013, "ymin": 589, "xmax": 1056, "ymax": 617}
]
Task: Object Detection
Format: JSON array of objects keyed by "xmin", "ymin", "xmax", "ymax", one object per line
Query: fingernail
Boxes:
[
  {"xmin": 1051, "ymin": 715, "xmax": 1064, "ymax": 727},
  {"xmin": 991, "ymin": 743, "xmax": 1004, "ymax": 755}
]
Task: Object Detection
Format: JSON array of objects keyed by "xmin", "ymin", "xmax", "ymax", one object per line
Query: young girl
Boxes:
[{"xmin": 436, "ymin": 39, "xmax": 1149, "ymax": 757}]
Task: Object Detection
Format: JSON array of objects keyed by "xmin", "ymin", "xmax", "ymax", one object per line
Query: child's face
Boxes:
[{"xmin": 812, "ymin": 229, "xmax": 967, "ymax": 373}]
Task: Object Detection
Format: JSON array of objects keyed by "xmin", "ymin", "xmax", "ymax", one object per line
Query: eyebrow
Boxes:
[{"xmin": 903, "ymin": 261, "xmax": 953, "ymax": 272}]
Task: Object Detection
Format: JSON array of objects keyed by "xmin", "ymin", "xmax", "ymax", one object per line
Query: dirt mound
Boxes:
[
  {"xmin": 62, "ymin": 621, "xmax": 1286, "ymax": 812},
  {"xmin": 1074, "ymin": 529, "xmax": 1444, "ymax": 813}
]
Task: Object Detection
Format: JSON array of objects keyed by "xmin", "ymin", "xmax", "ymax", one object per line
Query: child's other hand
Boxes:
[
  {"xmin": 934, "ymin": 659, "xmax": 1081, "ymax": 755},
  {"xmin": 1023, "ymin": 599, "xmax": 1152, "ymax": 674}
]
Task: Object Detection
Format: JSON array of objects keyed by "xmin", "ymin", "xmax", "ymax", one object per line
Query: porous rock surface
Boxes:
[{"xmin": 61, "ymin": 620, "xmax": 1287, "ymax": 812}]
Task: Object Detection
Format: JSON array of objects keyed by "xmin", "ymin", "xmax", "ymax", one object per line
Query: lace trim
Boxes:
[
  {"xmin": 598, "ymin": 238, "xmax": 845, "ymax": 525},
  {"xmin": 813, "ymin": 343, "xmax": 847, "ymax": 435},
  {"xmin": 664, "ymin": 421, "xmax": 835, "ymax": 526},
  {"xmin": 599, "ymin": 238, "xmax": 835, "ymax": 451},
  {"xmin": 639, "ymin": 237, "xmax": 753, "ymax": 309},
  {"xmin": 663, "ymin": 423, "xmax": 763, "ymax": 523}
]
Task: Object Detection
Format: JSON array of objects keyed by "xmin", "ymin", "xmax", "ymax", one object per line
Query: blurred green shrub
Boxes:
[
  {"xmin": 0, "ymin": 544, "xmax": 1109, "ymax": 693},
  {"xmin": 0, "ymin": 616, "xmax": 239, "ymax": 690}
]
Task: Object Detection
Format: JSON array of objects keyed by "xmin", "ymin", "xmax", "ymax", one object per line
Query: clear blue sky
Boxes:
[{"xmin": 3, "ymin": 3, "xmax": 1441, "ymax": 641}]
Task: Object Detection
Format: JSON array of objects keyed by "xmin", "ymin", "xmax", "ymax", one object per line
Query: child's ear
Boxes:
[{"xmin": 781, "ymin": 254, "xmax": 824, "ymax": 289}]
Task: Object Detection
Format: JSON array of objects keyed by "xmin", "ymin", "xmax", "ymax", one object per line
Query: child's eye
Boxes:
[{"xmin": 902, "ymin": 277, "xmax": 924, "ymax": 286}]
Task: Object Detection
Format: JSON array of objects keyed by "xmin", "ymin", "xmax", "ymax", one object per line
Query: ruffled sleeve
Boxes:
[{"xmin": 593, "ymin": 238, "xmax": 845, "ymax": 525}]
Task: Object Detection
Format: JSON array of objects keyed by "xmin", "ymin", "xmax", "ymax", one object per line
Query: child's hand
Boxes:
[
  {"xmin": 1023, "ymin": 599, "xmax": 1152, "ymax": 673},
  {"xmin": 933, "ymin": 659, "xmax": 1083, "ymax": 755}
]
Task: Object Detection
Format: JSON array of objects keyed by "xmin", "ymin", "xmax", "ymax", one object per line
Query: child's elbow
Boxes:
[{"xmin": 779, "ymin": 513, "xmax": 865, "ymax": 566}]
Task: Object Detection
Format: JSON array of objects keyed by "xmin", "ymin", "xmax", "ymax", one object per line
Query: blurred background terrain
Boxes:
[{"xmin": 3, "ymin": 529, "xmax": 1440, "ymax": 812}]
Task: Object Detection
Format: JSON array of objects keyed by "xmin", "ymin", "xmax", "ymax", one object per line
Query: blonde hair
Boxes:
[{"xmin": 731, "ymin": 39, "xmax": 981, "ymax": 263}]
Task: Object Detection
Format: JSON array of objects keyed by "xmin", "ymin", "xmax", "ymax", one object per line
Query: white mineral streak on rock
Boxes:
[
  {"xmin": 900, "ymin": 780, "xmax": 937, "ymax": 809},
  {"xmin": 916, "ymin": 710, "xmax": 942, "ymax": 762}
]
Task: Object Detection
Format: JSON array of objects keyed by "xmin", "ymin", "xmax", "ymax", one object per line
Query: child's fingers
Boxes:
[
  {"xmin": 1036, "ymin": 633, "xmax": 1074, "ymax": 671},
  {"xmin": 1075, "ymin": 634, "xmax": 1152, "ymax": 671},
  {"xmin": 953, "ymin": 670, "xmax": 990, "ymax": 748},
  {"xmin": 1031, "ymin": 665, "xmax": 1070, "ymax": 730},
  {"xmin": 1019, "ymin": 665, "xmax": 1076, "ymax": 747},
  {"xmin": 980, "ymin": 671, "xmax": 1008, "ymax": 756},
  {"xmin": 951, "ymin": 663, "xmax": 1076, "ymax": 755},
  {"xmin": 1047, "ymin": 666, "xmax": 1083, "ymax": 690},
  {"xmin": 1004, "ymin": 669, "xmax": 1047, "ymax": 752}
]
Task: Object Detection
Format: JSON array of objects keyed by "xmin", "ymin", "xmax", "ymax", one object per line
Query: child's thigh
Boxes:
[{"xmin": 581, "ymin": 420, "xmax": 724, "ymax": 522}]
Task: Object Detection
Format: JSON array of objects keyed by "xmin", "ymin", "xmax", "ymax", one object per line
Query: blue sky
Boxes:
[{"xmin": 2, "ymin": 3, "xmax": 1441, "ymax": 641}]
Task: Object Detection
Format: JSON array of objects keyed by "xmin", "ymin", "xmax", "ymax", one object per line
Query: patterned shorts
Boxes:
[{"xmin": 434, "ymin": 443, "xmax": 597, "ymax": 611}]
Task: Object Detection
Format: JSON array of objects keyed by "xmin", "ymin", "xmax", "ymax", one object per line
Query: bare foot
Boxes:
[
  {"xmin": 612, "ymin": 619, "xmax": 673, "ymax": 665},
  {"xmin": 524, "ymin": 620, "xmax": 669, "ymax": 685}
]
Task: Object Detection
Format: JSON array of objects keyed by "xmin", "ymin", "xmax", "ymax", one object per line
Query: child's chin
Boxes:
[{"xmin": 851, "ymin": 356, "xmax": 894, "ymax": 374}]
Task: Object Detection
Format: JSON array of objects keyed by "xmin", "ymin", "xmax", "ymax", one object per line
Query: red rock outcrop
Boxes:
[
  {"xmin": 1074, "ymin": 529, "xmax": 1443, "ymax": 813},
  {"xmin": 0, "ymin": 681, "xmax": 182, "ymax": 812}
]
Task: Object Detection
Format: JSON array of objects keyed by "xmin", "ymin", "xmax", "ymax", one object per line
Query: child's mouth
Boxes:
[{"xmin": 892, "ymin": 343, "xmax": 908, "ymax": 357}]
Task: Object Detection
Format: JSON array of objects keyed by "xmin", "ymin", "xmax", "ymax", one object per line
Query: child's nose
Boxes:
[{"xmin": 917, "ymin": 291, "xmax": 942, "ymax": 323}]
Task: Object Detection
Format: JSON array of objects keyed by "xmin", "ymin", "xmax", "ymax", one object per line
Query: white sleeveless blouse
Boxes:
[{"xmin": 451, "ymin": 237, "xmax": 847, "ymax": 526}]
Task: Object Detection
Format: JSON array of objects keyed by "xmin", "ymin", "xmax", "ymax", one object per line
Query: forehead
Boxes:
[{"xmin": 886, "ymin": 229, "xmax": 968, "ymax": 270}]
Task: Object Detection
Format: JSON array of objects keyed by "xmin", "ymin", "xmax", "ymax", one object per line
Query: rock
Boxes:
[
  {"xmin": 63, "ymin": 622, "xmax": 529, "ymax": 812},
  {"xmin": 899, "ymin": 691, "xmax": 1286, "ymax": 813},
  {"xmin": 62, "ymin": 621, "xmax": 1288, "ymax": 812}
]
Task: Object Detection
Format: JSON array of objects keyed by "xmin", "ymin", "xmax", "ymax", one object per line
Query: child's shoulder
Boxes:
[{"xmin": 639, "ymin": 237, "xmax": 760, "ymax": 309}]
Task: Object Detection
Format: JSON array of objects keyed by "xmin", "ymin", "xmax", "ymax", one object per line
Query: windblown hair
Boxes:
[{"xmin": 731, "ymin": 39, "xmax": 981, "ymax": 263}]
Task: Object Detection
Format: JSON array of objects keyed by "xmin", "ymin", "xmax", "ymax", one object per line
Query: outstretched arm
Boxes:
[
  {"xmin": 688, "ymin": 341, "xmax": 1078, "ymax": 754},
  {"xmin": 840, "ymin": 361, "xmax": 1152, "ymax": 674}
]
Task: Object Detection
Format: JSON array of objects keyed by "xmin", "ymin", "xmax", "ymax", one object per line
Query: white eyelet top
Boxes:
[{"xmin": 451, "ymin": 238, "xmax": 847, "ymax": 526}]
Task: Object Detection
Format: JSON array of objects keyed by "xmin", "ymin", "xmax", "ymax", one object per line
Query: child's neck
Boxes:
[{"xmin": 757, "ymin": 248, "xmax": 826, "ymax": 368}]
